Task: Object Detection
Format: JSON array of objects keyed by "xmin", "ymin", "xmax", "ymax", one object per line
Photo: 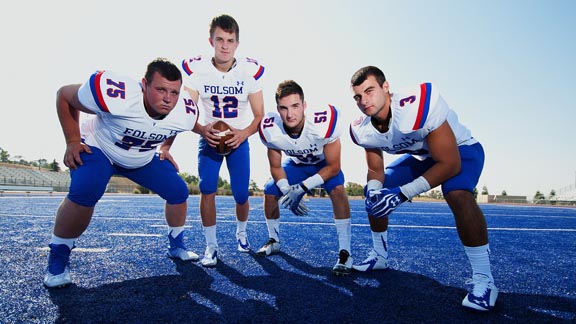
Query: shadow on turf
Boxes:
[{"xmin": 47, "ymin": 254, "xmax": 575, "ymax": 324}]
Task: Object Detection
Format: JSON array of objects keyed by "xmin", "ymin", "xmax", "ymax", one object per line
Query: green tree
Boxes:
[
  {"xmin": 249, "ymin": 179, "xmax": 260, "ymax": 191},
  {"xmin": 501, "ymin": 190, "xmax": 507, "ymax": 196},
  {"xmin": 218, "ymin": 176, "xmax": 231, "ymax": 190},
  {"xmin": 481, "ymin": 186, "xmax": 489, "ymax": 195},
  {"xmin": 533, "ymin": 190, "xmax": 546, "ymax": 203},
  {"xmin": 345, "ymin": 182, "xmax": 364, "ymax": 197},
  {"xmin": 0, "ymin": 148, "xmax": 9, "ymax": 162},
  {"xmin": 179, "ymin": 172, "xmax": 199, "ymax": 185},
  {"xmin": 427, "ymin": 189, "xmax": 443, "ymax": 200},
  {"xmin": 50, "ymin": 159, "xmax": 61, "ymax": 172}
]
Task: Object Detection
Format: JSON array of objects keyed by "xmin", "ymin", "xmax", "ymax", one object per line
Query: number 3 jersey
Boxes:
[
  {"xmin": 77, "ymin": 70, "xmax": 199, "ymax": 169},
  {"xmin": 181, "ymin": 54, "xmax": 265, "ymax": 129},
  {"xmin": 258, "ymin": 105, "xmax": 343, "ymax": 165},
  {"xmin": 349, "ymin": 83, "xmax": 477, "ymax": 160}
]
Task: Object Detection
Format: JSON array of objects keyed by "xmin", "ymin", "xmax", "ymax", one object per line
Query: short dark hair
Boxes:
[
  {"xmin": 351, "ymin": 66, "xmax": 386, "ymax": 87},
  {"xmin": 210, "ymin": 14, "xmax": 240, "ymax": 41},
  {"xmin": 145, "ymin": 58, "xmax": 182, "ymax": 83},
  {"xmin": 275, "ymin": 80, "xmax": 304, "ymax": 104}
]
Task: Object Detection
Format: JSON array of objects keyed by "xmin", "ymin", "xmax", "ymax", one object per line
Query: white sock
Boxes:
[
  {"xmin": 50, "ymin": 234, "xmax": 76, "ymax": 250},
  {"xmin": 334, "ymin": 218, "xmax": 351, "ymax": 253},
  {"xmin": 168, "ymin": 226, "xmax": 184, "ymax": 238},
  {"xmin": 236, "ymin": 220, "xmax": 248, "ymax": 235},
  {"xmin": 464, "ymin": 244, "xmax": 494, "ymax": 282},
  {"xmin": 265, "ymin": 218, "xmax": 280, "ymax": 242},
  {"xmin": 371, "ymin": 230, "xmax": 388, "ymax": 258},
  {"xmin": 203, "ymin": 225, "xmax": 218, "ymax": 248}
]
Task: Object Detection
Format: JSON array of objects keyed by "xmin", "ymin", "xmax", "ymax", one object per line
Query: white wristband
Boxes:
[
  {"xmin": 366, "ymin": 179, "xmax": 383, "ymax": 191},
  {"xmin": 302, "ymin": 174, "xmax": 324, "ymax": 190},
  {"xmin": 276, "ymin": 178, "xmax": 290, "ymax": 195},
  {"xmin": 400, "ymin": 176, "xmax": 431, "ymax": 199}
]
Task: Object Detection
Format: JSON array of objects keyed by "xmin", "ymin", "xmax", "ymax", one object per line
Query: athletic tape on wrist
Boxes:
[
  {"xmin": 302, "ymin": 173, "xmax": 324, "ymax": 190},
  {"xmin": 276, "ymin": 178, "xmax": 290, "ymax": 194},
  {"xmin": 400, "ymin": 176, "xmax": 431, "ymax": 199},
  {"xmin": 366, "ymin": 179, "xmax": 383, "ymax": 191}
]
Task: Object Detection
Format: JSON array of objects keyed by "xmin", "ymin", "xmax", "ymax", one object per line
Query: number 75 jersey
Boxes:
[
  {"xmin": 77, "ymin": 70, "xmax": 199, "ymax": 169},
  {"xmin": 258, "ymin": 105, "xmax": 343, "ymax": 165}
]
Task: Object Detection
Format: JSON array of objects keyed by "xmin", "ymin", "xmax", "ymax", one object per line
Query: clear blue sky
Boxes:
[{"xmin": 1, "ymin": 0, "xmax": 575, "ymax": 198}]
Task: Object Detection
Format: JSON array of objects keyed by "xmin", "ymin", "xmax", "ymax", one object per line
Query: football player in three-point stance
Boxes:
[
  {"xmin": 349, "ymin": 66, "xmax": 498, "ymax": 310},
  {"xmin": 44, "ymin": 58, "xmax": 200, "ymax": 288},
  {"xmin": 258, "ymin": 80, "xmax": 353, "ymax": 276},
  {"xmin": 162, "ymin": 14, "xmax": 265, "ymax": 267}
]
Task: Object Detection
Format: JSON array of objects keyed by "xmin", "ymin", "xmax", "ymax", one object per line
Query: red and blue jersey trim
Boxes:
[
  {"xmin": 349, "ymin": 125, "xmax": 359, "ymax": 145},
  {"xmin": 258, "ymin": 124, "xmax": 267, "ymax": 143},
  {"xmin": 181, "ymin": 59, "xmax": 193, "ymax": 76},
  {"xmin": 253, "ymin": 65, "xmax": 265, "ymax": 80},
  {"xmin": 89, "ymin": 71, "xmax": 110, "ymax": 113},
  {"xmin": 324, "ymin": 105, "xmax": 338, "ymax": 138},
  {"xmin": 412, "ymin": 83, "xmax": 432, "ymax": 130}
]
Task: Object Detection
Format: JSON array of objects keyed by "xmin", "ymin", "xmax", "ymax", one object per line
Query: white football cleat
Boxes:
[
  {"xmin": 201, "ymin": 245, "xmax": 218, "ymax": 267},
  {"xmin": 256, "ymin": 238, "xmax": 281, "ymax": 256},
  {"xmin": 352, "ymin": 249, "xmax": 389, "ymax": 272},
  {"xmin": 236, "ymin": 231, "xmax": 251, "ymax": 253},
  {"xmin": 332, "ymin": 250, "xmax": 353, "ymax": 276},
  {"xmin": 462, "ymin": 274, "xmax": 498, "ymax": 311}
]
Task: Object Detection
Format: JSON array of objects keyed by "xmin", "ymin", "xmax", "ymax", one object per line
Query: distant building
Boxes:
[{"xmin": 477, "ymin": 194, "xmax": 527, "ymax": 204}]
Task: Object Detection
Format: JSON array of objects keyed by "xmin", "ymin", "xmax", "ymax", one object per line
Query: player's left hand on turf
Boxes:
[
  {"xmin": 365, "ymin": 187, "xmax": 407, "ymax": 218},
  {"xmin": 279, "ymin": 184, "xmax": 310, "ymax": 216}
]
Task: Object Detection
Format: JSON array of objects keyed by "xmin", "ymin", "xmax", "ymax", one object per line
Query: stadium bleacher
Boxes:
[{"xmin": 0, "ymin": 164, "xmax": 138, "ymax": 193}]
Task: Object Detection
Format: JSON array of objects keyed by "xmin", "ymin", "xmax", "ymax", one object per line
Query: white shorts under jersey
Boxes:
[
  {"xmin": 77, "ymin": 70, "xmax": 199, "ymax": 169},
  {"xmin": 349, "ymin": 82, "xmax": 476, "ymax": 160},
  {"xmin": 258, "ymin": 104, "xmax": 343, "ymax": 165},
  {"xmin": 181, "ymin": 54, "xmax": 265, "ymax": 129}
]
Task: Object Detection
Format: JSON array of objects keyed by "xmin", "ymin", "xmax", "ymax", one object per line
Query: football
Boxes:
[{"xmin": 213, "ymin": 120, "xmax": 233, "ymax": 155}]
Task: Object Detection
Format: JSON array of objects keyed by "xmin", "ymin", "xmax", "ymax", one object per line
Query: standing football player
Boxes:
[
  {"xmin": 44, "ymin": 58, "xmax": 200, "ymax": 288},
  {"xmin": 348, "ymin": 66, "xmax": 497, "ymax": 311},
  {"xmin": 257, "ymin": 80, "xmax": 353, "ymax": 276},
  {"xmin": 162, "ymin": 14, "xmax": 264, "ymax": 267}
]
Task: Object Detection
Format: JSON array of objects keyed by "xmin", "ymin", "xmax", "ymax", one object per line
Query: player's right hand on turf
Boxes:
[
  {"xmin": 279, "ymin": 184, "xmax": 310, "ymax": 216},
  {"xmin": 365, "ymin": 187, "xmax": 407, "ymax": 218},
  {"xmin": 63, "ymin": 141, "xmax": 92, "ymax": 170}
]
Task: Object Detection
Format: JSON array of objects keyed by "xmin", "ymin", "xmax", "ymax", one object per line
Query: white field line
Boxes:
[
  {"xmin": 4, "ymin": 213, "xmax": 574, "ymax": 233},
  {"xmin": 37, "ymin": 247, "xmax": 110, "ymax": 252}
]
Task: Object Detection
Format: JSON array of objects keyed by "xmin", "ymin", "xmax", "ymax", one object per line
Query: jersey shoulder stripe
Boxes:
[
  {"xmin": 349, "ymin": 115, "xmax": 367, "ymax": 146},
  {"xmin": 412, "ymin": 83, "xmax": 432, "ymax": 130},
  {"xmin": 89, "ymin": 71, "xmax": 109, "ymax": 113},
  {"xmin": 258, "ymin": 121, "xmax": 268, "ymax": 143},
  {"xmin": 258, "ymin": 111, "xmax": 283, "ymax": 148},
  {"xmin": 349, "ymin": 125, "xmax": 359, "ymax": 145},
  {"xmin": 253, "ymin": 65, "xmax": 265, "ymax": 80},
  {"xmin": 239, "ymin": 57, "xmax": 265, "ymax": 80},
  {"xmin": 324, "ymin": 105, "xmax": 338, "ymax": 138},
  {"xmin": 181, "ymin": 55, "xmax": 204, "ymax": 76}
]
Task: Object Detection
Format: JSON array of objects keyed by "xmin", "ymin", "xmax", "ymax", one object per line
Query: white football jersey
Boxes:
[
  {"xmin": 349, "ymin": 83, "xmax": 476, "ymax": 160},
  {"xmin": 181, "ymin": 54, "xmax": 265, "ymax": 129},
  {"xmin": 259, "ymin": 104, "xmax": 343, "ymax": 165},
  {"xmin": 77, "ymin": 70, "xmax": 199, "ymax": 169}
]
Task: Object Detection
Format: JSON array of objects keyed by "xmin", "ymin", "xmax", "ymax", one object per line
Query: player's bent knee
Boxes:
[
  {"xmin": 233, "ymin": 191, "xmax": 249, "ymax": 205},
  {"xmin": 67, "ymin": 191, "xmax": 102, "ymax": 208}
]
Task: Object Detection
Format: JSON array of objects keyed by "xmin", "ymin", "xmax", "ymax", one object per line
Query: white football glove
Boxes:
[
  {"xmin": 365, "ymin": 187, "xmax": 407, "ymax": 218},
  {"xmin": 279, "ymin": 183, "xmax": 310, "ymax": 216}
]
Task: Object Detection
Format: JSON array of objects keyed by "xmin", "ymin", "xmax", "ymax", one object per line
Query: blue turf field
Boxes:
[{"xmin": 1, "ymin": 194, "xmax": 575, "ymax": 323}]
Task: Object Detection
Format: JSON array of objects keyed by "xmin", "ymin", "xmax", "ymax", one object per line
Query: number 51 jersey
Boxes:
[
  {"xmin": 77, "ymin": 70, "xmax": 199, "ymax": 169},
  {"xmin": 258, "ymin": 105, "xmax": 343, "ymax": 165}
]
